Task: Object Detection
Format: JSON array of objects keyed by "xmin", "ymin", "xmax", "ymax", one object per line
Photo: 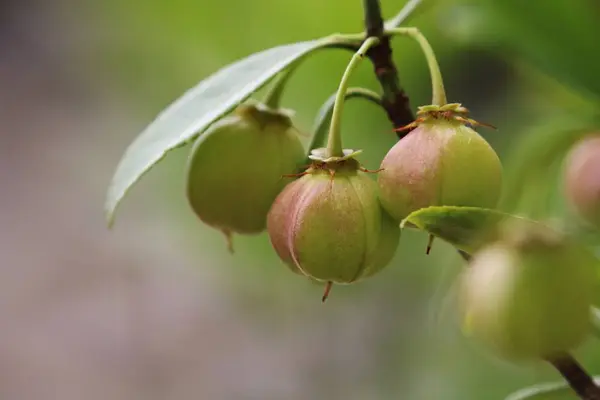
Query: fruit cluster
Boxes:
[
  {"xmin": 182, "ymin": 42, "xmax": 600, "ymax": 364},
  {"xmin": 185, "ymin": 100, "xmax": 503, "ymax": 301},
  {"xmin": 110, "ymin": 21, "xmax": 600, "ymax": 376}
]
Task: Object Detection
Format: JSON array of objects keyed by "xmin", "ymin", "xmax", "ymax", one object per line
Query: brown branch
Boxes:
[
  {"xmin": 363, "ymin": 0, "xmax": 384, "ymax": 37},
  {"xmin": 362, "ymin": 0, "xmax": 415, "ymax": 138},
  {"xmin": 546, "ymin": 354, "xmax": 600, "ymax": 400}
]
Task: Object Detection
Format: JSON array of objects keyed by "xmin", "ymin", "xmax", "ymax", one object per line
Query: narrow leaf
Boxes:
[
  {"xmin": 105, "ymin": 36, "xmax": 340, "ymax": 226},
  {"xmin": 384, "ymin": 0, "xmax": 427, "ymax": 29},
  {"xmin": 401, "ymin": 206, "xmax": 534, "ymax": 253}
]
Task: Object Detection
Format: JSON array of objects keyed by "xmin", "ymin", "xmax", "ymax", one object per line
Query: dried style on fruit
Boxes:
[
  {"xmin": 186, "ymin": 102, "xmax": 305, "ymax": 251},
  {"xmin": 378, "ymin": 104, "xmax": 502, "ymax": 222}
]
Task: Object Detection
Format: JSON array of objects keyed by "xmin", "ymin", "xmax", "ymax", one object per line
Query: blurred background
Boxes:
[{"xmin": 1, "ymin": 0, "xmax": 599, "ymax": 399}]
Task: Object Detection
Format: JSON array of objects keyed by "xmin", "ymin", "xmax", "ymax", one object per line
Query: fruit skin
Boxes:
[
  {"xmin": 378, "ymin": 119, "xmax": 502, "ymax": 222},
  {"xmin": 185, "ymin": 103, "xmax": 305, "ymax": 245},
  {"xmin": 460, "ymin": 223, "xmax": 597, "ymax": 361},
  {"xmin": 564, "ymin": 134, "xmax": 600, "ymax": 228},
  {"xmin": 267, "ymin": 158, "xmax": 400, "ymax": 283}
]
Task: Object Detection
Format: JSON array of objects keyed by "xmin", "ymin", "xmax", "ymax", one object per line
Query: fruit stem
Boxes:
[
  {"xmin": 386, "ymin": 27, "xmax": 447, "ymax": 106},
  {"xmin": 327, "ymin": 36, "xmax": 380, "ymax": 158},
  {"xmin": 308, "ymin": 87, "xmax": 382, "ymax": 159}
]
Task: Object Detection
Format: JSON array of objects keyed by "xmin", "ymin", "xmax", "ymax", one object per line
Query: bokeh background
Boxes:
[{"xmin": 1, "ymin": 0, "xmax": 599, "ymax": 399}]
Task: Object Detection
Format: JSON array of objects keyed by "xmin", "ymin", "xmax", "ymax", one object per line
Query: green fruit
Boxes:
[
  {"xmin": 186, "ymin": 102, "xmax": 305, "ymax": 250},
  {"xmin": 377, "ymin": 104, "xmax": 502, "ymax": 221},
  {"xmin": 267, "ymin": 150, "xmax": 400, "ymax": 285},
  {"xmin": 460, "ymin": 222, "xmax": 597, "ymax": 361},
  {"xmin": 564, "ymin": 134, "xmax": 600, "ymax": 228}
]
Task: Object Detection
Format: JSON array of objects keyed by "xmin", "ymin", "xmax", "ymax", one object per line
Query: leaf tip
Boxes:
[
  {"xmin": 105, "ymin": 209, "xmax": 116, "ymax": 230},
  {"xmin": 104, "ymin": 195, "xmax": 118, "ymax": 230}
]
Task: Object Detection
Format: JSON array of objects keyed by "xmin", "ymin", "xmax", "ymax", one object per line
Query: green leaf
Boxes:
[
  {"xmin": 384, "ymin": 0, "xmax": 435, "ymax": 29},
  {"xmin": 105, "ymin": 36, "xmax": 348, "ymax": 227},
  {"xmin": 505, "ymin": 380, "xmax": 600, "ymax": 400},
  {"xmin": 401, "ymin": 206, "xmax": 533, "ymax": 253}
]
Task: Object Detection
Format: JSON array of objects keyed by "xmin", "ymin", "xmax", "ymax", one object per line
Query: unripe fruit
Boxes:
[
  {"xmin": 378, "ymin": 104, "xmax": 502, "ymax": 221},
  {"xmin": 460, "ymin": 222, "xmax": 597, "ymax": 361},
  {"xmin": 564, "ymin": 134, "xmax": 600, "ymax": 228},
  {"xmin": 186, "ymin": 102, "xmax": 305, "ymax": 250},
  {"xmin": 267, "ymin": 151, "xmax": 400, "ymax": 287}
]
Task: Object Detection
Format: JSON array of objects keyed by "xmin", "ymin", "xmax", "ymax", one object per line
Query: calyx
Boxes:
[{"xmin": 396, "ymin": 103, "xmax": 496, "ymax": 133}]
